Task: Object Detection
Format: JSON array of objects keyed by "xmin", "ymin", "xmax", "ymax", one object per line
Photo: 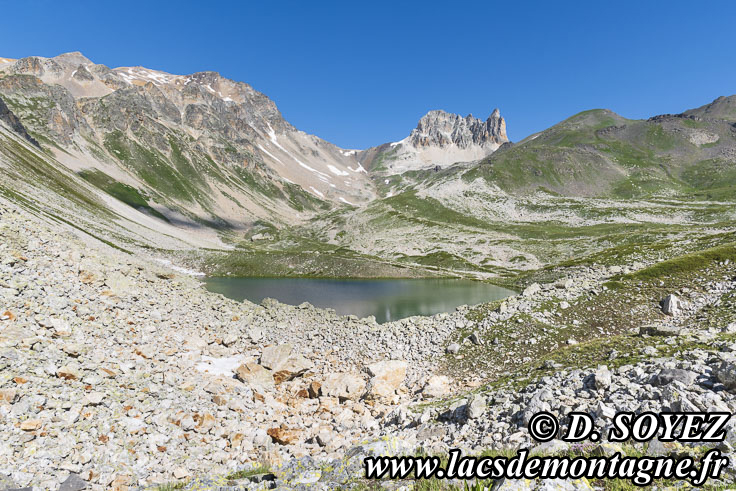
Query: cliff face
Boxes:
[
  {"xmin": 0, "ymin": 96, "xmax": 39, "ymax": 147},
  {"xmin": 359, "ymin": 109, "xmax": 509, "ymax": 174},
  {"xmin": 410, "ymin": 109, "xmax": 507, "ymax": 149}
]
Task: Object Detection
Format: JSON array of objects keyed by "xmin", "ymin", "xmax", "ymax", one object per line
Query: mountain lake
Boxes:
[{"xmin": 204, "ymin": 277, "xmax": 515, "ymax": 323}]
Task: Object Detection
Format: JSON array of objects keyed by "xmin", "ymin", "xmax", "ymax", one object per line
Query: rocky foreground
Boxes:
[{"xmin": 1, "ymin": 199, "xmax": 736, "ymax": 490}]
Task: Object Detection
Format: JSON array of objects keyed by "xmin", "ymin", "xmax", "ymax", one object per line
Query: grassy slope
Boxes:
[{"xmin": 466, "ymin": 108, "xmax": 736, "ymax": 199}]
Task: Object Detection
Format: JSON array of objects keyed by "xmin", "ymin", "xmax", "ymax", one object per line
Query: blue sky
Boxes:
[{"xmin": 2, "ymin": 1, "xmax": 735, "ymax": 149}]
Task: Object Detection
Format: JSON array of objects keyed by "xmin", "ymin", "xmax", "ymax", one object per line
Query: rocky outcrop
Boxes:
[
  {"xmin": 359, "ymin": 108, "xmax": 509, "ymax": 174},
  {"xmin": 410, "ymin": 109, "xmax": 507, "ymax": 149},
  {"xmin": 0, "ymin": 96, "xmax": 39, "ymax": 147}
]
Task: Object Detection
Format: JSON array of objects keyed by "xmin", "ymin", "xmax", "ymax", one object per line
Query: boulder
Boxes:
[
  {"xmin": 261, "ymin": 345, "xmax": 313, "ymax": 382},
  {"xmin": 367, "ymin": 360, "xmax": 408, "ymax": 388},
  {"xmin": 466, "ymin": 394, "xmax": 487, "ymax": 419},
  {"xmin": 20, "ymin": 419, "xmax": 42, "ymax": 431},
  {"xmin": 593, "ymin": 366, "xmax": 612, "ymax": 390},
  {"xmin": 661, "ymin": 294, "xmax": 681, "ymax": 316},
  {"xmin": 59, "ymin": 473, "xmax": 89, "ymax": 491},
  {"xmin": 0, "ymin": 388, "xmax": 18, "ymax": 403},
  {"xmin": 469, "ymin": 332, "xmax": 483, "ymax": 345},
  {"xmin": 422, "ymin": 375, "xmax": 451, "ymax": 399},
  {"xmin": 446, "ymin": 343, "xmax": 460, "ymax": 354},
  {"xmin": 365, "ymin": 360, "xmax": 407, "ymax": 397},
  {"xmin": 260, "ymin": 344, "xmax": 293, "ymax": 370},
  {"xmin": 57, "ymin": 365, "xmax": 82, "ymax": 380},
  {"xmin": 715, "ymin": 361, "xmax": 736, "ymax": 390},
  {"xmin": 595, "ymin": 401, "xmax": 615, "ymax": 420},
  {"xmin": 235, "ymin": 363, "xmax": 275, "ymax": 389},
  {"xmin": 639, "ymin": 325, "xmax": 681, "ymax": 337},
  {"xmin": 267, "ymin": 426, "xmax": 301, "ymax": 445},
  {"xmin": 273, "ymin": 354, "xmax": 314, "ymax": 383},
  {"xmin": 523, "ymin": 283, "xmax": 541, "ymax": 297},
  {"xmin": 653, "ymin": 368, "xmax": 697, "ymax": 387},
  {"xmin": 320, "ymin": 373, "xmax": 365, "ymax": 401}
]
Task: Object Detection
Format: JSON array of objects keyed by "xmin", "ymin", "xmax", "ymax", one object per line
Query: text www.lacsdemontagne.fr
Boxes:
[{"xmin": 363, "ymin": 449, "xmax": 729, "ymax": 486}]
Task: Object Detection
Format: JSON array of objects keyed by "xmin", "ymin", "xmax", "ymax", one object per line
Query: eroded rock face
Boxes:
[
  {"xmin": 410, "ymin": 109, "xmax": 507, "ymax": 149},
  {"xmin": 0, "ymin": 96, "xmax": 39, "ymax": 147},
  {"xmin": 358, "ymin": 108, "xmax": 510, "ymax": 173}
]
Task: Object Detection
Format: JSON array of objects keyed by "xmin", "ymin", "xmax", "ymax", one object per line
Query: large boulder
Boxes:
[
  {"xmin": 639, "ymin": 324, "xmax": 681, "ymax": 337},
  {"xmin": 422, "ymin": 375, "xmax": 451, "ymax": 399},
  {"xmin": 523, "ymin": 283, "xmax": 541, "ymax": 297},
  {"xmin": 364, "ymin": 360, "xmax": 407, "ymax": 401},
  {"xmin": 661, "ymin": 294, "xmax": 681, "ymax": 316},
  {"xmin": 320, "ymin": 373, "xmax": 365, "ymax": 401},
  {"xmin": 716, "ymin": 361, "xmax": 736, "ymax": 390},
  {"xmin": 235, "ymin": 363, "xmax": 275, "ymax": 389},
  {"xmin": 653, "ymin": 368, "xmax": 697, "ymax": 387},
  {"xmin": 261, "ymin": 344, "xmax": 314, "ymax": 382},
  {"xmin": 593, "ymin": 366, "xmax": 612, "ymax": 390},
  {"xmin": 274, "ymin": 355, "xmax": 314, "ymax": 383},
  {"xmin": 466, "ymin": 394, "xmax": 487, "ymax": 419},
  {"xmin": 260, "ymin": 344, "xmax": 293, "ymax": 370}
]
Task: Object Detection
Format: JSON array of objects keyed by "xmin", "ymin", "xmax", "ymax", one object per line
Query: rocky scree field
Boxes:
[{"xmin": 1, "ymin": 196, "xmax": 736, "ymax": 490}]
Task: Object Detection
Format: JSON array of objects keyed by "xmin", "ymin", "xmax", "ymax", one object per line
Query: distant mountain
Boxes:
[
  {"xmin": 0, "ymin": 52, "xmax": 373, "ymax": 233},
  {"xmin": 358, "ymin": 109, "xmax": 508, "ymax": 174},
  {"xmin": 684, "ymin": 95, "xmax": 736, "ymax": 122},
  {"xmin": 466, "ymin": 102, "xmax": 736, "ymax": 199},
  {"xmin": 1, "ymin": 50, "xmax": 735, "ymax": 275}
]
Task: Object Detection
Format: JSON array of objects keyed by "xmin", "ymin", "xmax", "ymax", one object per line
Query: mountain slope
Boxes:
[
  {"xmin": 1, "ymin": 51, "xmax": 734, "ymax": 279},
  {"xmin": 283, "ymin": 99, "xmax": 736, "ymax": 277},
  {"xmin": 0, "ymin": 52, "xmax": 373, "ymax": 236},
  {"xmin": 465, "ymin": 104, "xmax": 736, "ymax": 199},
  {"xmin": 684, "ymin": 94, "xmax": 736, "ymax": 121}
]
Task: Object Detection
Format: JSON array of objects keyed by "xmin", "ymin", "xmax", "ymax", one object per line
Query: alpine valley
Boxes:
[{"xmin": 1, "ymin": 53, "xmax": 736, "ymax": 490}]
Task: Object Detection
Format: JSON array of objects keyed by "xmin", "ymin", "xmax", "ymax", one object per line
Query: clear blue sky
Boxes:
[{"xmin": 2, "ymin": 1, "xmax": 735, "ymax": 149}]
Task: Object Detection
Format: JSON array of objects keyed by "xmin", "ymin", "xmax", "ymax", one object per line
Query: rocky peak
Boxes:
[
  {"xmin": 684, "ymin": 94, "xmax": 736, "ymax": 122},
  {"xmin": 409, "ymin": 109, "xmax": 508, "ymax": 149},
  {"xmin": 53, "ymin": 51, "xmax": 94, "ymax": 67}
]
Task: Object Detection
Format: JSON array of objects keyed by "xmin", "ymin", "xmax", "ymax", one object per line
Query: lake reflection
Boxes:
[{"xmin": 204, "ymin": 277, "xmax": 514, "ymax": 323}]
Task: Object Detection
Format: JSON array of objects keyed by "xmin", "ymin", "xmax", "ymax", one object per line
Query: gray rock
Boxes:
[
  {"xmin": 716, "ymin": 361, "xmax": 736, "ymax": 390},
  {"xmin": 594, "ymin": 366, "xmax": 612, "ymax": 390},
  {"xmin": 523, "ymin": 283, "xmax": 541, "ymax": 297},
  {"xmin": 640, "ymin": 324, "xmax": 681, "ymax": 337},
  {"xmin": 661, "ymin": 294, "xmax": 681, "ymax": 316},
  {"xmin": 58, "ymin": 473, "xmax": 88, "ymax": 491},
  {"xmin": 469, "ymin": 332, "xmax": 483, "ymax": 345},
  {"xmin": 466, "ymin": 395, "xmax": 487, "ymax": 419},
  {"xmin": 653, "ymin": 368, "xmax": 697, "ymax": 387}
]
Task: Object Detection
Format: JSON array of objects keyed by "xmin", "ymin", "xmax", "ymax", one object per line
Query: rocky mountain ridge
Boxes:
[
  {"xmin": 358, "ymin": 109, "xmax": 509, "ymax": 175},
  {"xmin": 0, "ymin": 52, "xmax": 374, "ymax": 236},
  {"xmin": 410, "ymin": 108, "xmax": 507, "ymax": 149}
]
